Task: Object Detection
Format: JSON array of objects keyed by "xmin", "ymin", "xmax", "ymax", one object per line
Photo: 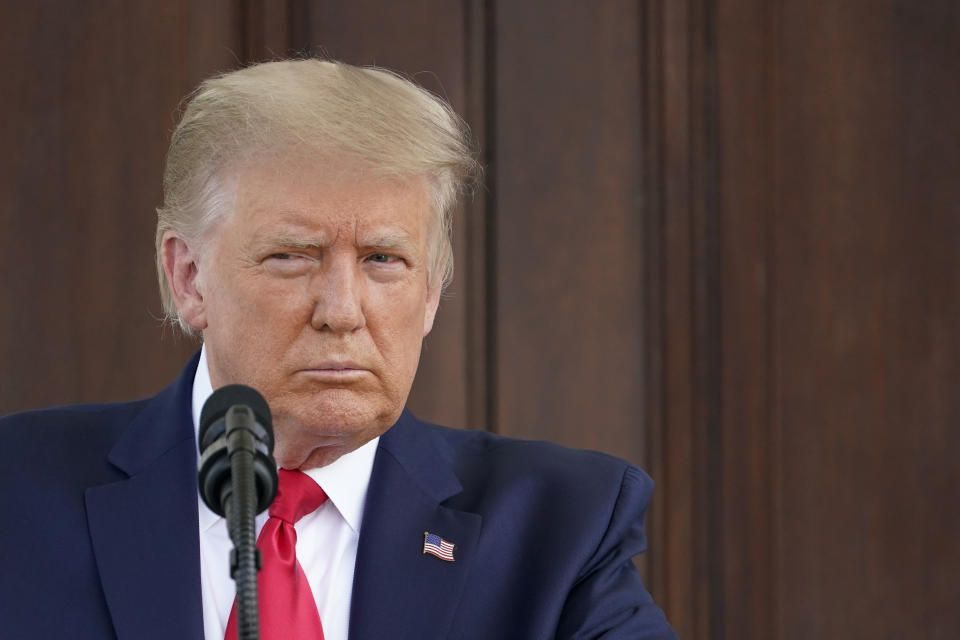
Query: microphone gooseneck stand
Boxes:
[
  {"xmin": 224, "ymin": 405, "xmax": 263, "ymax": 640},
  {"xmin": 198, "ymin": 384, "xmax": 278, "ymax": 640}
]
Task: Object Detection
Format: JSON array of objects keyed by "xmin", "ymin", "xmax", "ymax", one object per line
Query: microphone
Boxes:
[
  {"xmin": 197, "ymin": 384, "xmax": 277, "ymax": 516},
  {"xmin": 197, "ymin": 384, "xmax": 278, "ymax": 640}
]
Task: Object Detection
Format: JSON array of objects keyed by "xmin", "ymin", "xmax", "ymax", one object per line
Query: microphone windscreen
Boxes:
[{"xmin": 199, "ymin": 384, "xmax": 272, "ymax": 449}]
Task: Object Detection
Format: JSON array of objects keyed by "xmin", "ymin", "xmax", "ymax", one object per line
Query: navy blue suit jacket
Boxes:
[{"xmin": 0, "ymin": 355, "xmax": 675, "ymax": 639}]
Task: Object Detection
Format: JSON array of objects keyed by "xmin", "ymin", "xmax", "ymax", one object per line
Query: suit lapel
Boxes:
[
  {"xmin": 349, "ymin": 413, "xmax": 482, "ymax": 640},
  {"xmin": 83, "ymin": 360, "xmax": 481, "ymax": 640},
  {"xmin": 85, "ymin": 355, "xmax": 204, "ymax": 640}
]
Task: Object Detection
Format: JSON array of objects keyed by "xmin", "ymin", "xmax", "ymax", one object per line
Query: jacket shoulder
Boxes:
[
  {"xmin": 399, "ymin": 418, "xmax": 675, "ymax": 639},
  {"xmin": 1, "ymin": 399, "xmax": 151, "ymax": 437},
  {"xmin": 418, "ymin": 420, "xmax": 653, "ymax": 501},
  {"xmin": 0, "ymin": 400, "xmax": 150, "ymax": 478}
]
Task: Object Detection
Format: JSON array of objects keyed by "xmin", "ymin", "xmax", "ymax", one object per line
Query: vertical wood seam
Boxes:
[
  {"xmin": 766, "ymin": 0, "xmax": 782, "ymax": 636},
  {"xmin": 640, "ymin": 0, "xmax": 665, "ymax": 607},
  {"xmin": 462, "ymin": 0, "xmax": 489, "ymax": 431},
  {"xmin": 698, "ymin": 1, "xmax": 724, "ymax": 637},
  {"xmin": 481, "ymin": 0, "xmax": 499, "ymax": 434}
]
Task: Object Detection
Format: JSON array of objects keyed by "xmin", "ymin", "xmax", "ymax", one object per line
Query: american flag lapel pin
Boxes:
[{"xmin": 423, "ymin": 531, "xmax": 456, "ymax": 562}]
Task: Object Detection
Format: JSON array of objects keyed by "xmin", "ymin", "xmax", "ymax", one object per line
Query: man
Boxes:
[{"xmin": 0, "ymin": 60, "xmax": 676, "ymax": 639}]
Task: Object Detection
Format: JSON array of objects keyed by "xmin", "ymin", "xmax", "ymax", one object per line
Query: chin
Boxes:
[
  {"xmin": 270, "ymin": 400, "xmax": 396, "ymax": 470},
  {"xmin": 274, "ymin": 392, "xmax": 397, "ymax": 438}
]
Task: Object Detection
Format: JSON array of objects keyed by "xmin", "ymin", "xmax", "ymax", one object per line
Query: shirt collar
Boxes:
[{"xmin": 193, "ymin": 345, "xmax": 379, "ymax": 534}]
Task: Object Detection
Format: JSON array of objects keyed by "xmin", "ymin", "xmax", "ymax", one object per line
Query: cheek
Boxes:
[
  {"xmin": 372, "ymin": 289, "xmax": 429, "ymax": 359},
  {"xmin": 205, "ymin": 274, "xmax": 308, "ymax": 350},
  {"xmin": 241, "ymin": 275, "xmax": 310, "ymax": 317}
]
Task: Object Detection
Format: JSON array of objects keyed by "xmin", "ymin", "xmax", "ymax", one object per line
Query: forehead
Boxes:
[{"xmin": 228, "ymin": 158, "xmax": 431, "ymax": 242}]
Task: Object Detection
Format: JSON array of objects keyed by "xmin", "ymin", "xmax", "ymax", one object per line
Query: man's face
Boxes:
[{"xmin": 184, "ymin": 160, "xmax": 440, "ymax": 469}]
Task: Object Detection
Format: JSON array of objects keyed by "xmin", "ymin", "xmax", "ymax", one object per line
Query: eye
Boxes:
[
  {"xmin": 367, "ymin": 253, "xmax": 393, "ymax": 263},
  {"xmin": 261, "ymin": 251, "xmax": 314, "ymax": 277}
]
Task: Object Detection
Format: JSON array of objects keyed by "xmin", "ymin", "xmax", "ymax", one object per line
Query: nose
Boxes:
[{"xmin": 308, "ymin": 257, "xmax": 366, "ymax": 333}]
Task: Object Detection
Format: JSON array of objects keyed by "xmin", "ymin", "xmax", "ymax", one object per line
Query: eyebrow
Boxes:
[
  {"xmin": 250, "ymin": 234, "xmax": 328, "ymax": 253},
  {"xmin": 356, "ymin": 229, "xmax": 415, "ymax": 251},
  {"xmin": 250, "ymin": 228, "xmax": 416, "ymax": 253}
]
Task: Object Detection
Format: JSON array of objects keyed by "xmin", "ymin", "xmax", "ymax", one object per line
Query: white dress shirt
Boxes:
[{"xmin": 192, "ymin": 347, "xmax": 378, "ymax": 640}]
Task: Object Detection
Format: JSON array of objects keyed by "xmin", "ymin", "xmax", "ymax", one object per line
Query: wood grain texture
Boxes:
[
  {"xmin": 771, "ymin": 2, "xmax": 960, "ymax": 637},
  {"xmin": 649, "ymin": 1, "xmax": 960, "ymax": 637},
  {"xmin": 492, "ymin": 0, "xmax": 647, "ymax": 462},
  {"xmin": 644, "ymin": 1, "xmax": 721, "ymax": 636},
  {"xmin": 0, "ymin": 0, "xmax": 240, "ymax": 412},
  {"xmin": 715, "ymin": 0, "xmax": 777, "ymax": 638}
]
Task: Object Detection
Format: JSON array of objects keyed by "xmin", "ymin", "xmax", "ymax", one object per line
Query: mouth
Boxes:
[
  {"xmin": 309, "ymin": 359, "xmax": 366, "ymax": 370},
  {"xmin": 296, "ymin": 361, "xmax": 370, "ymax": 380}
]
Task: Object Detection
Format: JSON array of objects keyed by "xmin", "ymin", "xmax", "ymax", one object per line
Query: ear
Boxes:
[
  {"xmin": 161, "ymin": 231, "xmax": 208, "ymax": 331},
  {"xmin": 422, "ymin": 284, "xmax": 441, "ymax": 336}
]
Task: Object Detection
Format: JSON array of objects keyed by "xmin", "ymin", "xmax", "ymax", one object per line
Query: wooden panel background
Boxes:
[
  {"xmin": 2, "ymin": 1, "xmax": 959, "ymax": 638},
  {"xmin": 0, "ymin": 1, "xmax": 238, "ymax": 409},
  {"xmin": 768, "ymin": 2, "xmax": 960, "ymax": 638}
]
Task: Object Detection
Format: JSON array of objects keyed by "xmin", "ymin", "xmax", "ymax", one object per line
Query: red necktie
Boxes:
[{"xmin": 224, "ymin": 469, "xmax": 328, "ymax": 640}]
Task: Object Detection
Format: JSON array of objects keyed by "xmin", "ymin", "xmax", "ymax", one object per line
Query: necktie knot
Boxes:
[{"xmin": 269, "ymin": 469, "xmax": 328, "ymax": 524}]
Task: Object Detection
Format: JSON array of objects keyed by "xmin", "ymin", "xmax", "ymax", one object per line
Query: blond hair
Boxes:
[{"xmin": 156, "ymin": 59, "xmax": 479, "ymax": 333}]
